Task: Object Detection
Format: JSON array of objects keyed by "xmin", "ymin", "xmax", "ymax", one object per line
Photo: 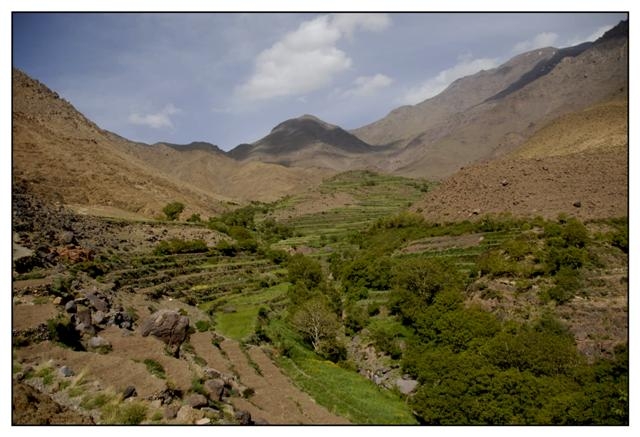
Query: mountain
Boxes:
[
  {"xmin": 228, "ymin": 114, "xmax": 381, "ymax": 171},
  {"xmin": 352, "ymin": 20, "xmax": 628, "ymax": 179},
  {"xmin": 155, "ymin": 141, "xmax": 227, "ymax": 155},
  {"xmin": 12, "ymin": 69, "xmax": 327, "ymax": 219}
]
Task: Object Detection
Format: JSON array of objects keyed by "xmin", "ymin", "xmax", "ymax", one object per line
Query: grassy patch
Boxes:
[
  {"xmin": 142, "ymin": 359, "xmax": 166, "ymax": 379},
  {"xmin": 269, "ymin": 320, "xmax": 416, "ymax": 424},
  {"xmin": 215, "ymin": 283, "xmax": 289, "ymax": 340}
]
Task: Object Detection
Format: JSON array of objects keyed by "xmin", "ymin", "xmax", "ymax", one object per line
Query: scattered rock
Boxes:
[
  {"xmin": 52, "ymin": 297, "xmax": 62, "ymax": 305},
  {"xmin": 573, "ymin": 200, "xmax": 582, "ymax": 208},
  {"xmin": 253, "ymin": 418, "xmax": 269, "ymax": 425},
  {"xmin": 59, "ymin": 231, "xmax": 76, "ymax": 245},
  {"xmin": 15, "ymin": 372, "xmax": 25, "ymax": 381},
  {"xmin": 75, "ymin": 307, "xmax": 91, "ymax": 327},
  {"xmin": 64, "ymin": 300, "xmax": 77, "ymax": 313},
  {"xmin": 195, "ymin": 418, "xmax": 211, "ymax": 425},
  {"xmin": 501, "ymin": 179, "xmax": 509, "ymax": 186},
  {"xmin": 186, "ymin": 393, "xmax": 208, "ymax": 409},
  {"xmin": 122, "ymin": 385, "xmax": 137, "ymax": 400},
  {"xmin": 59, "ymin": 366, "xmax": 74, "ymax": 378},
  {"xmin": 222, "ymin": 305, "xmax": 236, "ymax": 314}
]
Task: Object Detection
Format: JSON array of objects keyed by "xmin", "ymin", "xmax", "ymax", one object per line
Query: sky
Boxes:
[{"xmin": 12, "ymin": 12, "xmax": 628, "ymax": 151}]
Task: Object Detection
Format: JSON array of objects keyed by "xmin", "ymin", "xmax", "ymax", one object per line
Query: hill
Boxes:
[
  {"xmin": 12, "ymin": 69, "xmax": 328, "ymax": 218},
  {"xmin": 228, "ymin": 114, "xmax": 382, "ymax": 171},
  {"xmin": 411, "ymin": 98, "xmax": 628, "ymax": 222}
]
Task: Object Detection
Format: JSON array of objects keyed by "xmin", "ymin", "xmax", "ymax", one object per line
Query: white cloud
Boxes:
[
  {"xmin": 399, "ymin": 55, "xmax": 499, "ymax": 105},
  {"xmin": 512, "ymin": 32, "xmax": 559, "ymax": 53},
  {"xmin": 128, "ymin": 104, "xmax": 180, "ymax": 129},
  {"xmin": 565, "ymin": 24, "xmax": 615, "ymax": 46},
  {"xmin": 342, "ymin": 74, "xmax": 393, "ymax": 98},
  {"xmin": 235, "ymin": 13, "xmax": 390, "ymax": 101}
]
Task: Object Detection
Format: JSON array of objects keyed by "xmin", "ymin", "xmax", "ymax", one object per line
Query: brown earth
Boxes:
[
  {"xmin": 13, "ymin": 380, "xmax": 94, "ymax": 424},
  {"xmin": 413, "ymin": 145, "xmax": 627, "ymax": 222}
]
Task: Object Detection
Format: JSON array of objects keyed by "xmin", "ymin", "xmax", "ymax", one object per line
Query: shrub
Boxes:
[
  {"xmin": 287, "ymin": 254, "xmax": 324, "ymax": 289},
  {"xmin": 153, "ymin": 238, "xmax": 208, "ymax": 255},
  {"xmin": 215, "ymin": 240, "xmax": 237, "ymax": 257},
  {"xmin": 195, "ymin": 320, "xmax": 211, "ymax": 332},
  {"xmin": 109, "ymin": 402, "xmax": 148, "ymax": 425},
  {"xmin": 186, "ymin": 213, "xmax": 202, "ymax": 223},
  {"xmin": 163, "ymin": 201, "xmax": 185, "ymax": 221},
  {"xmin": 542, "ymin": 267, "xmax": 582, "ymax": 304}
]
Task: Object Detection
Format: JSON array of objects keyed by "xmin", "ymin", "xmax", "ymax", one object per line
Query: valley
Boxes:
[{"xmin": 11, "ymin": 17, "xmax": 628, "ymax": 426}]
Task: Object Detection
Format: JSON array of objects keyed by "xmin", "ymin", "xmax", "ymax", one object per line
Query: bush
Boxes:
[
  {"xmin": 195, "ymin": 320, "xmax": 211, "ymax": 332},
  {"xmin": 542, "ymin": 267, "xmax": 581, "ymax": 304},
  {"xmin": 47, "ymin": 315, "xmax": 84, "ymax": 350},
  {"xmin": 215, "ymin": 240, "xmax": 237, "ymax": 257},
  {"xmin": 163, "ymin": 201, "xmax": 185, "ymax": 221},
  {"xmin": 186, "ymin": 213, "xmax": 202, "ymax": 223},
  {"xmin": 154, "ymin": 238, "xmax": 208, "ymax": 255},
  {"xmin": 287, "ymin": 254, "xmax": 324, "ymax": 289}
]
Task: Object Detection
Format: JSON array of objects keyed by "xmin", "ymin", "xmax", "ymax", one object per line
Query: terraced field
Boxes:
[{"xmin": 268, "ymin": 171, "xmax": 430, "ymax": 255}]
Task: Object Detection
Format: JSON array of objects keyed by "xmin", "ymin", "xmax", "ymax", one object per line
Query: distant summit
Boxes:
[
  {"xmin": 228, "ymin": 114, "xmax": 374, "ymax": 165},
  {"xmin": 155, "ymin": 141, "xmax": 226, "ymax": 155}
]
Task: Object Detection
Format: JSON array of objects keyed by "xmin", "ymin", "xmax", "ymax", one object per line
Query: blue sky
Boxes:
[{"xmin": 12, "ymin": 12, "xmax": 627, "ymax": 150}]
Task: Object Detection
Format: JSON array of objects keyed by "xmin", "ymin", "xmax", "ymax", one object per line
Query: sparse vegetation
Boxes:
[
  {"xmin": 142, "ymin": 359, "xmax": 166, "ymax": 379},
  {"xmin": 163, "ymin": 201, "xmax": 185, "ymax": 221}
]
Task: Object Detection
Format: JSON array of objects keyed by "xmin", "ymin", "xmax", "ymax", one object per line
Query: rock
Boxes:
[
  {"xmin": 122, "ymin": 385, "xmax": 137, "ymax": 400},
  {"xmin": 15, "ymin": 372, "xmax": 25, "ymax": 381},
  {"xmin": 164, "ymin": 404, "xmax": 180, "ymax": 420},
  {"xmin": 501, "ymin": 179, "xmax": 509, "ymax": 186},
  {"xmin": 203, "ymin": 368, "xmax": 222, "ymax": 379},
  {"xmin": 573, "ymin": 201, "xmax": 582, "ymax": 208},
  {"xmin": 92, "ymin": 311, "xmax": 107, "ymax": 325},
  {"xmin": 52, "ymin": 297, "xmax": 62, "ymax": 305},
  {"xmin": 201, "ymin": 407, "xmax": 219, "ymax": 417},
  {"xmin": 59, "ymin": 366, "xmax": 74, "ymax": 377},
  {"xmin": 64, "ymin": 300, "xmax": 77, "ymax": 313},
  {"xmin": 75, "ymin": 323, "xmax": 95, "ymax": 336},
  {"xmin": 195, "ymin": 418, "xmax": 211, "ymax": 425},
  {"xmin": 253, "ymin": 418, "xmax": 269, "ymax": 425},
  {"xmin": 76, "ymin": 306, "xmax": 92, "ymax": 327},
  {"xmin": 85, "ymin": 292, "xmax": 109, "ymax": 312},
  {"xmin": 59, "ymin": 231, "xmax": 76, "ymax": 245},
  {"xmin": 140, "ymin": 310, "xmax": 189, "ymax": 356},
  {"xmin": 88, "ymin": 336, "xmax": 111, "ymax": 350},
  {"xmin": 203, "ymin": 379, "xmax": 225, "ymax": 401},
  {"xmin": 176, "ymin": 405, "xmax": 203, "ymax": 424},
  {"xmin": 187, "ymin": 393, "xmax": 208, "ymax": 409},
  {"xmin": 222, "ymin": 305, "xmax": 236, "ymax": 314},
  {"xmin": 234, "ymin": 410, "xmax": 252, "ymax": 425},
  {"xmin": 395, "ymin": 378, "xmax": 419, "ymax": 395}
]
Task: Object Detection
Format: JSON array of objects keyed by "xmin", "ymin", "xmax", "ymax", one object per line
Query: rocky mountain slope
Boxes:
[
  {"xmin": 12, "ymin": 69, "xmax": 228, "ymax": 218},
  {"xmin": 411, "ymin": 97, "xmax": 628, "ymax": 222},
  {"xmin": 354, "ymin": 20, "xmax": 628, "ymax": 179}
]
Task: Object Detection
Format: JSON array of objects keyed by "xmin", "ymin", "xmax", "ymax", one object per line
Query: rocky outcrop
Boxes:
[{"xmin": 140, "ymin": 310, "xmax": 190, "ymax": 356}]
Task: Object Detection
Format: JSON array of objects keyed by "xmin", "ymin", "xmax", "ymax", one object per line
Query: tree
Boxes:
[
  {"xmin": 291, "ymin": 297, "xmax": 339, "ymax": 353},
  {"xmin": 163, "ymin": 202, "xmax": 185, "ymax": 221}
]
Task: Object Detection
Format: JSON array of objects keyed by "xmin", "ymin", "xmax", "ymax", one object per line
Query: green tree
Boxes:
[{"xmin": 163, "ymin": 201, "xmax": 185, "ymax": 221}]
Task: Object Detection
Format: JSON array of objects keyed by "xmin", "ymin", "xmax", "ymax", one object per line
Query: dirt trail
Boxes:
[{"xmin": 189, "ymin": 332, "xmax": 233, "ymax": 373}]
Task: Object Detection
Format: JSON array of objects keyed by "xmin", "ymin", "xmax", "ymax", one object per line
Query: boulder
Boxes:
[
  {"xmin": 88, "ymin": 336, "xmax": 111, "ymax": 350},
  {"xmin": 195, "ymin": 418, "xmax": 211, "ymax": 425},
  {"xmin": 234, "ymin": 410, "xmax": 253, "ymax": 425},
  {"xmin": 176, "ymin": 405, "xmax": 203, "ymax": 424},
  {"xmin": 122, "ymin": 385, "xmax": 137, "ymax": 400},
  {"xmin": 186, "ymin": 393, "xmax": 208, "ymax": 409},
  {"xmin": 203, "ymin": 368, "xmax": 222, "ymax": 379},
  {"xmin": 203, "ymin": 379, "xmax": 225, "ymax": 401},
  {"xmin": 75, "ymin": 306, "xmax": 92, "ymax": 327},
  {"xmin": 64, "ymin": 300, "xmax": 77, "ymax": 313},
  {"xmin": 85, "ymin": 292, "xmax": 109, "ymax": 312},
  {"xmin": 59, "ymin": 366, "xmax": 74, "ymax": 377},
  {"xmin": 164, "ymin": 404, "xmax": 180, "ymax": 420},
  {"xmin": 59, "ymin": 231, "xmax": 76, "ymax": 245},
  {"xmin": 395, "ymin": 378, "xmax": 418, "ymax": 395},
  {"xmin": 92, "ymin": 310, "xmax": 107, "ymax": 325},
  {"xmin": 140, "ymin": 310, "xmax": 189, "ymax": 356}
]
